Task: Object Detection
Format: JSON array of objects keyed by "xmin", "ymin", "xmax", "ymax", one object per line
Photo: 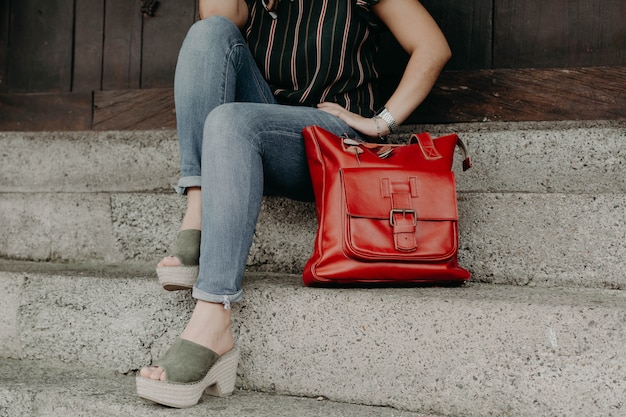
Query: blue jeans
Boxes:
[{"xmin": 174, "ymin": 16, "xmax": 361, "ymax": 306}]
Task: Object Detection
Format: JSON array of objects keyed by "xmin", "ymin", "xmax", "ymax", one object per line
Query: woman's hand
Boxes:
[
  {"xmin": 318, "ymin": 1, "xmax": 449, "ymax": 141},
  {"xmin": 317, "ymin": 102, "xmax": 386, "ymax": 140}
]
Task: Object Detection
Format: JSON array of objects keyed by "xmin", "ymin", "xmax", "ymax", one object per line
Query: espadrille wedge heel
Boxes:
[
  {"xmin": 156, "ymin": 229, "xmax": 200, "ymax": 291},
  {"xmin": 136, "ymin": 338, "xmax": 239, "ymax": 408}
]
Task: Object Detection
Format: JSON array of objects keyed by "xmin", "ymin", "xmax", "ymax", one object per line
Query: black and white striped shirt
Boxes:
[{"xmin": 245, "ymin": 0, "xmax": 382, "ymax": 117}]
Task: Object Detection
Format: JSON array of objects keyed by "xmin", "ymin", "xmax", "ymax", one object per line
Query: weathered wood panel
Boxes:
[
  {"xmin": 93, "ymin": 88, "xmax": 175, "ymax": 130},
  {"xmin": 411, "ymin": 67, "xmax": 626, "ymax": 123},
  {"xmin": 73, "ymin": 0, "xmax": 106, "ymax": 92},
  {"xmin": 101, "ymin": 0, "xmax": 143, "ymax": 90},
  {"xmin": 494, "ymin": 1, "xmax": 626, "ymax": 68},
  {"xmin": 0, "ymin": 0, "xmax": 9, "ymax": 92},
  {"xmin": 0, "ymin": 92, "xmax": 92, "ymax": 130},
  {"xmin": 2, "ymin": 1, "xmax": 626, "ymax": 131},
  {"xmin": 423, "ymin": 0, "xmax": 493, "ymax": 70},
  {"xmin": 3, "ymin": 67, "xmax": 620, "ymax": 131},
  {"xmin": 141, "ymin": 0, "xmax": 197, "ymax": 88},
  {"xmin": 6, "ymin": 0, "xmax": 74, "ymax": 92},
  {"xmin": 379, "ymin": 0, "xmax": 493, "ymax": 98}
]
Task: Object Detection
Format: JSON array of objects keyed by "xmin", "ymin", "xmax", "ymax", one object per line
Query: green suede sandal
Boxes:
[
  {"xmin": 156, "ymin": 229, "xmax": 200, "ymax": 291},
  {"xmin": 136, "ymin": 338, "xmax": 240, "ymax": 408}
]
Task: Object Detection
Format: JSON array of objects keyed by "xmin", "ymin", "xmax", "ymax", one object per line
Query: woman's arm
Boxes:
[
  {"xmin": 373, "ymin": 0, "xmax": 451, "ymax": 133},
  {"xmin": 198, "ymin": 0, "xmax": 249, "ymax": 28},
  {"xmin": 318, "ymin": 0, "xmax": 450, "ymax": 139}
]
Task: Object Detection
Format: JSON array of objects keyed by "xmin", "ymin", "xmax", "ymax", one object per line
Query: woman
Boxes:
[{"xmin": 136, "ymin": 0, "xmax": 451, "ymax": 408}]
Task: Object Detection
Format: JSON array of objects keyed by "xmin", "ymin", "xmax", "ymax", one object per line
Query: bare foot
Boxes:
[{"xmin": 140, "ymin": 301, "xmax": 234, "ymax": 381}]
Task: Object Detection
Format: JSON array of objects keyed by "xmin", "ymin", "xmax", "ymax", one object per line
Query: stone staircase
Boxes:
[{"xmin": 1, "ymin": 120, "xmax": 625, "ymax": 417}]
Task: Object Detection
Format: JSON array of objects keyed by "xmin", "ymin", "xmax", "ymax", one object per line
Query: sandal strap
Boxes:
[
  {"xmin": 171, "ymin": 229, "xmax": 201, "ymax": 266},
  {"xmin": 154, "ymin": 337, "xmax": 219, "ymax": 383}
]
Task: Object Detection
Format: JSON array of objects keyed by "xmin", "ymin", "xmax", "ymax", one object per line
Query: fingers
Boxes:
[
  {"xmin": 316, "ymin": 101, "xmax": 343, "ymax": 115},
  {"xmin": 317, "ymin": 102, "xmax": 353, "ymax": 123},
  {"xmin": 317, "ymin": 102, "xmax": 376, "ymax": 137}
]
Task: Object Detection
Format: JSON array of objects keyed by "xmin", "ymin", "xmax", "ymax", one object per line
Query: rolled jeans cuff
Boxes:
[
  {"xmin": 175, "ymin": 176, "xmax": 202, "ymax": 195},
  {"xmin": 192, "ymin": 286, "xmax": 244, "ymax": 310}
]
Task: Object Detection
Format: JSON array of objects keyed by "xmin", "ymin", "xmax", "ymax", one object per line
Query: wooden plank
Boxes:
[
  {"xmin": 411, "ymin": 67, "xmax": 626, "ymax": 123},
  {"xmin": 6, "ymin": 0, "xmax": 74, "ymax": 92},
  {"xmin": 0, "ymin": 92, "xmax": 92, "ymax": 131},
  {"xmin": 0, "ymin": 0, "xmax": 9, "ymax": 93},
  {"xmin": 141, "ymin": 0, "xmax": 196, "ymax": 88},
  {"xmin": 494, "ymin": 1, "xmax": 626, "ymax": 68},
  {"xmin": 73, "ymin": 0, "xmax": 105, "ymax": 92},
  {"xmin": 101, "ymin": 0, "xmax": 143, "ymax": 90},
  {"xmin": 2, "ymin": 67, "xmax": 624, "ymax": 131},
  {"xmin": 93, "ymin": 88, "xmax": 175, "ymax": 130}
]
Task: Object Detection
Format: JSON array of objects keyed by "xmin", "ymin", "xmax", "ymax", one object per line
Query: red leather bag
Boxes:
[{"xmin": 302, "ymin": 125, "xmax": 472, "ymax": 286}]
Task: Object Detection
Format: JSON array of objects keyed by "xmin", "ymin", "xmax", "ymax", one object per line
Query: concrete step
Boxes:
[
  {"xmin": 1, "ymin": 261, "xmax": 624, "ymax": 417},
  {"xmin": 3, "ymin": 121, "xmax": 625, "ymax": 195},
  {"xmin": 1, "ymin": 121, "xmax": 626, "ymax": 289},
  {"xmin": 0, "ymin": 359, "xmax": 441, "ymax": 417}
]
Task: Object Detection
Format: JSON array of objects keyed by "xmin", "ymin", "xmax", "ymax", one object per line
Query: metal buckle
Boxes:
[{"xmin": 389, "ymin": 209, "xmax": 417, "ymax": 226}]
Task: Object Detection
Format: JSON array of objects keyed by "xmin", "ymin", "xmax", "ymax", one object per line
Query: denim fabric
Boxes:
[
  {"xmin": 174, "ymin": 16, "xmax": 276, "ymax": 193},
  {"xmin": 192, "ymin": 103, "xmax": 358, "ymax": 305},
  {"xmin": 174, "ymin": 16, "xmax": 362, "ymax": 305}
]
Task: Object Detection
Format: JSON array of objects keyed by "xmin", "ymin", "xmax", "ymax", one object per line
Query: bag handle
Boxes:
[
  {"xmin": 410, "ymin": 132, "xmax": 472, "ymax": 171},
  {"xmin": 456, "ymin": 136, "xmax": 473, "ymax": 171},
  {"xmin": 346, "ymin": 132, "xmax": 472, "ymax": 171}
]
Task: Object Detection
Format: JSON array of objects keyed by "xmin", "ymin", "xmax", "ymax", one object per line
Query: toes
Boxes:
[
  {"xmin": 139, "ymin": 366, "xmax": 166, "ymax": 381},
  {"xmin": 157, "ymin": 256, "xmax": 181, "ymax": 268},
  {"xmin": 151, "ymin": 367, "xmax": 165, "ymax": 381},
  {"xmin": 139, "ymin": 366, "xmax": 154, "ymax": 378}
]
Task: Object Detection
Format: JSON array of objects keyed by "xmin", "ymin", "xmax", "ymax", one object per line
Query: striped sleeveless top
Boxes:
[{"xmin": 244, "ymin": 0, "xmax": 382, "ymax": 117}]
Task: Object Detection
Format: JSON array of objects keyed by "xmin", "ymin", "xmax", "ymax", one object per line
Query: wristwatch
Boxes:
[{"xmin": 376, "ymin": 107, "xmax": 398, "ymax": 133}]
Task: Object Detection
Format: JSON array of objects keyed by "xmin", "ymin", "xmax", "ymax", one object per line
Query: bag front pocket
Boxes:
[{"xmin": 340, "ymin": 167, "xmax": 459, "ymax": 262}]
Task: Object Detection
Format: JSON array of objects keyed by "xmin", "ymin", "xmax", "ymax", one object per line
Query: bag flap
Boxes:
[{"xmin": 341, "ymin": 167, "xmax": 458, "ymax": 221}]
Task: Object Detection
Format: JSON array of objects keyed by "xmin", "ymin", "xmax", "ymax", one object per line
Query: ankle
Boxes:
[
  {"xmin": 181, "ymin": 301, "xmax": 234, "ymax": 355},
  {"xmin": 180, "ymin": 187, "xmax": 202, "ymax": 230}
]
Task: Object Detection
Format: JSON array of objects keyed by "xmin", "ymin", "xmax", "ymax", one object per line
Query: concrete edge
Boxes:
[
  {"xmin": 1, "ymin": 120, "xmax": 625, "ymax": 194},
  {"xmin": 0, "ymin": 359, "xmax": 439, "ymax": 417}
]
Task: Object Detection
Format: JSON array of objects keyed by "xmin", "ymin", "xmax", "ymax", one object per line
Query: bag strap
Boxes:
[
  {"xmin": 456, "ymin": 136, "xmax": 473, "ymax": 171},
  {"xmin": 412, "ymin": 132, "xmax": 443, "ymax": 161},
  {"xmin": 349, "ymin": 133, "xmax": 473, "ymax": 171},
  {"xmin": 409, "ymin": 133, "xmax": 473, "ymax": 171}
]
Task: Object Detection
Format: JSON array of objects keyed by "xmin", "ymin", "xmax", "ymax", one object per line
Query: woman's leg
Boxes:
[
  {"xmin": 140, "ymin": 300, "xmax": 233, "ymax": 381},
  {"xmin": 175, "ymin": 15, "xmax": 275, "ymax": 192},
  {"xmin": 143, "ymin": 103, "xmax": 359, "ymax": 381},
  {"xmin": 159, "ymin": 15, "xmax": 275, "ymax": 268},
  {"xmin": 193, "ymin": 103, "xmax": 360, "ymax": 306}
]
